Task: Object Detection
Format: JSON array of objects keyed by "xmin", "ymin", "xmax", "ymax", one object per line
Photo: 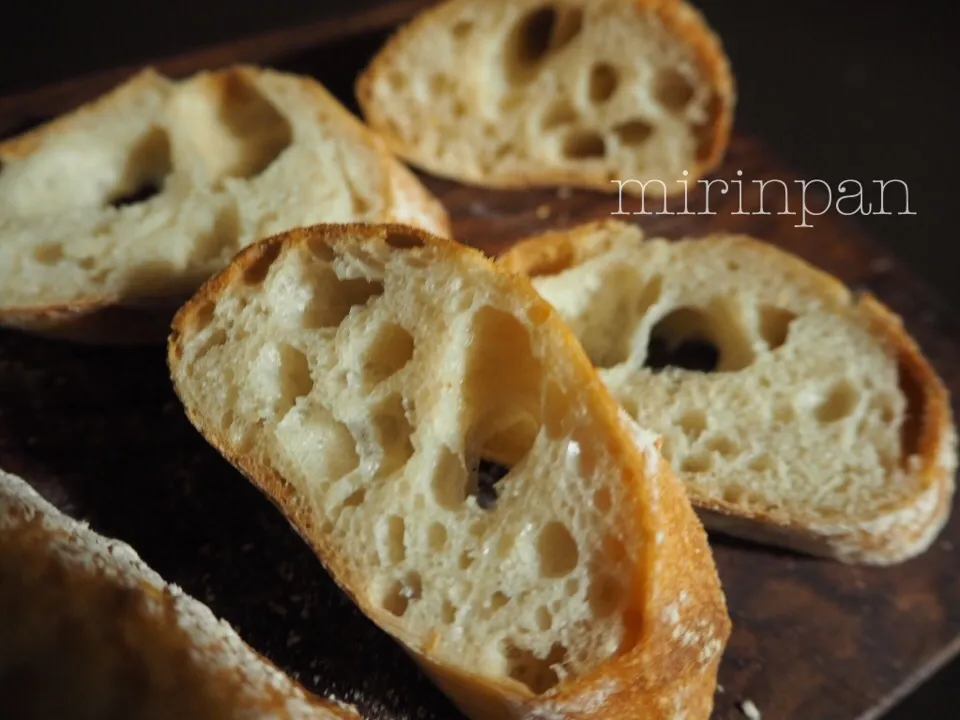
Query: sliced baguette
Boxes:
[
  {"xmin": 167, "ymin": 222, "xmax": 731, "ymax": 720},
  {"xmin": 498, "ymin": 220, "xmax": 958, "ymax": 565},
  {"xmin": 0, "ymin": 468, "xmax": 361, "ymax": 720},
  {"xmin": 0, "ymin": 65, "xmax": 450, "ymax": 344},
  {"xmin": 356, "ymin": 0, "xmax": 735, "ymax": 196}
]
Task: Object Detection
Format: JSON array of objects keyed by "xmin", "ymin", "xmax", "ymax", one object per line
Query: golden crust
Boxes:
[
  {"xmin": 498, "ymin": 220, "xmax": 958, "ymax": 565},
  {"xmin": 356, "ymin": 0, "xmax": 736, "ymax": 194},
  {"xmin": 0, "ymin": 470, "xmax": 361, "ymax": 719},
  {"xmin": 0, "ymin": 65, "xmax": 451, "ymax": 346},
  {"xmin": 167, "ymin": 222, "xmax": 730, "ymax": 720}
]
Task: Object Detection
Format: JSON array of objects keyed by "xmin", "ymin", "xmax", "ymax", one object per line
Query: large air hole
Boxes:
[
  {"xmin": 537, "ymin": 521, "xmax": 579, "ymax": 578},
  {"xmin": 303, "ymin": 267, "xmax": 384, "ymax": 329},
  {"xmin": 586, "ymin": 274, "xmax": 663, "ymax": 369},
  {"xmin": 505, "ymin": 5, "xmax": 584, "ymax": 83},
  {"xmin": 169, "ymin": 70, "xmax": 293, "ymax": 187},
  {"xmin": 108, "ymin": 127, "xmax": 172, "ymax": 208},
  {"xmin": 562, "ymin": 130, "xmax": 606, "ymax": 160},
  {"xmin": 643, "ymin": 301, "xmax": 755, "ymax": 373},
  {"xmin": 462, "ymin": 306, "xmax": 544, "ymax": 510},
  {"xmin": 364, "ymin": 323, "xmax": 415, "ymax": 385},
  {"xmin": 503, "ymin": 640, "xmax": 568, "ymax": 695},
  {"xmin": 759, "ymin": 306, "xmax": 797, "ymax": 350},
  {"xmin": 653, "ymin": 68, "xmax": 696, "ymax": 112},
  {"xmin": 588, "ymin": 63, "xmax": 619, "ymax": 103}
]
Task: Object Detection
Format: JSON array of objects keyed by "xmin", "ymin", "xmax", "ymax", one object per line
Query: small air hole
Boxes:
[
  {"xmin": 541, "ymin": 100, "xmax": 578, "ymax": 130},
  {"xmin": 537, "ymin": 521, "xmax": 579, "ymax": 578},
  {"xmin": 760, "ymin": 306, "xmax": 797, "ymax": 350},
  {"xmin": 588, "ymin": 575, "xmax": 623, "ymax": 618},
  {"xmin": 774, "ymin": 402, "xmax": 796, "ymax": 423},
  {"xmin": 681, "ymin": 454, "xmax": 713, "ymax": 473},
  {"xmin": 459, "ymin": 551, "xmax": 474, "ymax": 570},
  {"xmin": 442, "ymin": 600, "xmax": 456, "ymax": 624},
  {"xmin": 385, "ymin": 232, "xmax": 425, "ymax": 249},
  {"xmin": 343, "ymin": 488, "xmax": 366, "ymax": 508},
  {"xmin": 653, "ymin": 68, "xmax": 695, "ymax": 111},
  {"xmin": 385, "ymin": 515, "xmax": 406, "ymax": 565},
  {"xmin": 427, "ymin": 522, "xmax": 448, "ymax": 551},
  {"xmin": 536, "ymin": 606, "xmax": 553, "ymax": 631},
  {"xmin": 706, "ymin": 434, "xmax": 737, "ymax": 458},
  {"xmin": 388, "ymin": 72, "xmax": 407, "ymax": 92},
  {"xmin": 110, "ymin": 182, "xmax": 162, "ymax": 208},
  {"xmin": 243, "ymin": 242, "xmax": 283, "ymax": 285},
  {"xmin": 613, "ymin": 119, "xmax": 654, "ymax": 146},
  {"xmin": 816, "ymin": 381, "xmax": 859, "ymax": 423},
  {"xmin": 562, "ymin": 130, "xmax": 606, "ymax": 159},
  {"xmin": 679, "ymin": 410, "xmax": 707, "ymax": 440},
  {"xmin": 32, "ymin": 244, "xmax": 63, "ymax": 265},
  {"xmin": 588, "ymin": 63, "xmax": 619, "ymax": 103},
  {"xmin": 452, "ymin": 20, "xmax": 474, "ymax": 38},
  {"xmin": 490, "ymin": 591, "xmax": 510, "ymax": 611},
  {"xmin": 472, "ymin": 459, "xmax": 510, "ymax": 510},
  {"xmin": 722, "ymin": 485, "xmax": 745, "ymax": 504},
  {"xmin": 503, "ymin": 640, "xmax": 567, "ymax": 695},
  {"xmin": 748, "ymin": 454, "xmax": 774, "ymax": 472},
  {"xmin": 382, "ymin": 572, "xmax": 422, "ymax": 617},
  {"xmin": 593, "ymin": 487, "xmax": 612, "ymax": 511}
]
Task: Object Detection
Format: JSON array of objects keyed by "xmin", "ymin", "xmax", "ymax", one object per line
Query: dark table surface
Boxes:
[{"xmin": 2, "ymin": 1, "xmax": 959, "ymax": 717}]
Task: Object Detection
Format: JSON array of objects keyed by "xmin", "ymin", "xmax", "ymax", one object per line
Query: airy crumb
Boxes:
[{"xmin": 740, "ymin": 699, "xmax": 761, "ymax": 719}]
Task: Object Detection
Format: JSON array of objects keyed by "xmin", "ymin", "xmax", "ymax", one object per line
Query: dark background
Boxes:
[{"xmin": 1, "ymin": 0, "xmax": 958, "ymax": 717}]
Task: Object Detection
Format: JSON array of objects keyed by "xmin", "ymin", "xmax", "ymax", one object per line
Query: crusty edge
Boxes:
[
  {"xmin": 0, "ymin": 65, "xmax": 451, "ymax": 345},
  {"xmin": 355, "ymin": 0, "xmax": 736, "ymax": 195},
  {"xmin": 0, "ymin": 68, "xmax": 173, "ymax": 161},
  {"xmin": 167, "ymin": 222, "xmax": 730, "ymax": 720},
  {"xmin": 498, "ymin": 220, "xmax": 958, "ymax": 565},
  {"xmin": 0, "ymin": 469, "xmax": 361, "ymax": 719}
]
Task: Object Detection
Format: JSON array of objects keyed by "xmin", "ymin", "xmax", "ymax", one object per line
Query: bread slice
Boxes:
[
  {"xmin": 0, "ymin": 65, "xmax": 450, "ymax": 344},
  {"xmin": 0, "ymin": 468, "xmax": 361, "ymax": 719},
  {"xmin": 498, "ymin": 220, "xmax": 958, "ymax": 565},
  {"xmin": 356, "ymin": 0, "xmax": 735, "ymax": 196},
  {"xmin": 167, "ymin": 222, "xmax": 731, "ymax": 720}
]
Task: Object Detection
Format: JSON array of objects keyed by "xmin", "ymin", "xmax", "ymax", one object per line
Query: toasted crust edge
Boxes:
[
  {"xmin": 0, "ymin": 469, "xmax": 361, "ymax": 719},
  {"xmin": 355, "ymin": 0, "xmax": 736, "ymax": 195},
  {"xmin": 498, "ymin": 220, "xmax": 958, "ymax": 565},
  {"xmin": 167, "ymin": 221, "xmax": 731, "ymax": 720},
  {"xmin": 0, "ymin": 65, "xmax": 452, "ymax": 346}
]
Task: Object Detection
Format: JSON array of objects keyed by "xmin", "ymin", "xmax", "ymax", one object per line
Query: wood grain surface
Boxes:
[{"xmin": 1, "ymin": 5, "xmax": 959, "ymax": 720}]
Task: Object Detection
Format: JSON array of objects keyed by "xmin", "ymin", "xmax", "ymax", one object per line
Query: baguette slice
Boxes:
[
  {"xmin": 167, "ymin": 223, "xmax": 731, "ymax": 720},
  {"xmin": 0, "ymin": 469, "xmax": 361, "ymax": 720},
  {"xmin": 498, "ymin": 220, "xmax": 958, "ymax": 565},
  {"xmin": 0, "ymin": 65, "xmax": 450, "ymax": 344},
  {"xmin": 356, "ymin": 0, "xmax": 735, "ymax": 196}
]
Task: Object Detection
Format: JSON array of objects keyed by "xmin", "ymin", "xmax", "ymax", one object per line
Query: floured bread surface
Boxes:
[
  {"xmin": 499, "ymin": 220, "xmax": 958, "ymax": 565},
  {"xmin": 0, "ymin": 469, "xmax": 361, "ymax": 720},
  {"xmin": 357, "ymin": 0, "xmax": 734, "ymax": 195},
  {"xmin": 168, "ymin": 223, "xmax": 730, "ymax": 720},
  {"xmin": 0, "ymin": 65, "xmax": 449, "ymax": 341}
]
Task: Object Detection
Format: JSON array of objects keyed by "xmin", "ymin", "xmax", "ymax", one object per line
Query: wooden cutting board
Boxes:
[{"xmin": 2, "ymin": 3, "xmax": 959, "ymax": 719}]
